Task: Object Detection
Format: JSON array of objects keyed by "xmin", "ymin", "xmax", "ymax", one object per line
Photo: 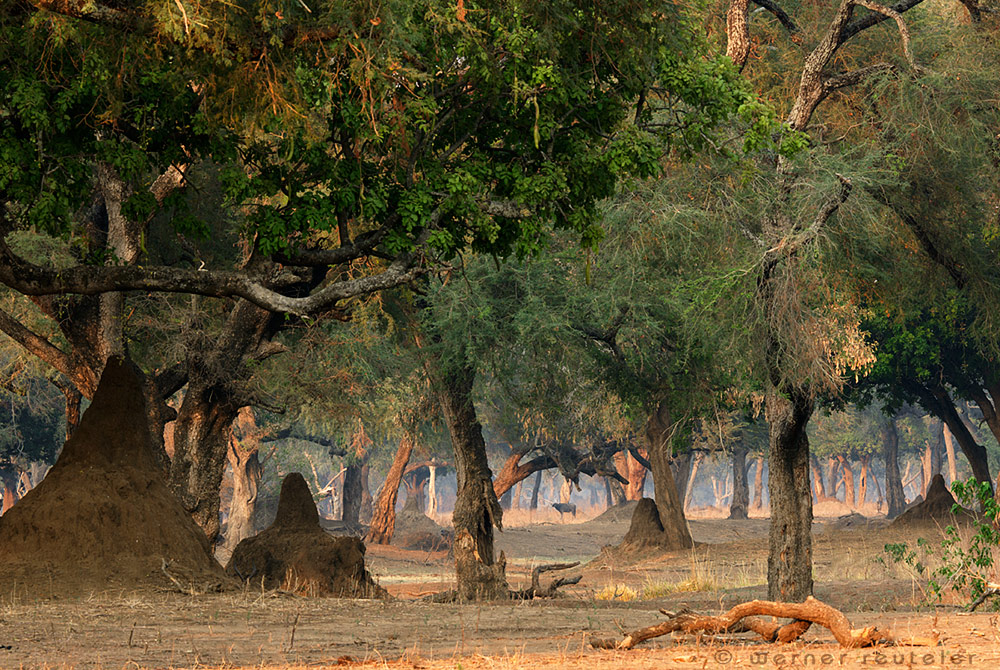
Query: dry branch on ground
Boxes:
[{"xmin": 591, "ymin": 596, "xmax": 939, "ymax": 650}]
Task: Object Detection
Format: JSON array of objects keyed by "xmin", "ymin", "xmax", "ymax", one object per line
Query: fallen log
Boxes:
[
  {"xmin": 591, "ymin": 596, "xmax": 938, "ymax": 650},
  {"xmin": 427, "ymin": 562, "xmax": 581, "ymax": 603}
]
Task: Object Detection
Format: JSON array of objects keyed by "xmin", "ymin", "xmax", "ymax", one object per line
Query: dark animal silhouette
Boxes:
[{"xmin": 551, "ymin": 502, "xmax": 577, "ymax": 518}]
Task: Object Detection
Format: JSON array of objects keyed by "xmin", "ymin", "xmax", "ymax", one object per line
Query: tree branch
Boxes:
[
  {"xmin": 0, "ymin": 307, "xmax": 76, "ymax": 381},
  {"xmin": 752, "ymin": 0, "xmax": 800, "ymax": 33}
]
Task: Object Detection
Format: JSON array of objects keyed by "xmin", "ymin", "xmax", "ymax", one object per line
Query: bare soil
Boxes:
[{"xmin": 3, "ymin": 504, "xmax": 999, "ymax": 669}]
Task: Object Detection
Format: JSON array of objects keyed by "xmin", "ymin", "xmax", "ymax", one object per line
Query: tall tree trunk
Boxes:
[
  {"xmin": 671, "ymin": 451, "xmax": 694, "ymax": 506},
  {"xmin": 428, "ymin": 465, "xmax": 439, "ymax": 516},
  {"xmin": 684, "ymin": 452, "xmax": 703, "ymax": 512},
  {"xmin": 360, "ymin": 463, "xmax": 374, "ymax": 524},
  {"xmin": 839, "ymin": 456, "xmax": 856, "ymax": 509},
  {"xmin": 882, "ymin": 417, "xmax": 906, "ymax": 519},
  {"xmin": 499, "ymin": 486, "xmax": 513, "ymax": 510},
  {"xmin": 923, "ymin": 386, "xmax": 992, "ymax": 487},
  {"xmin": 766, "ymin": 388, "xmax": 814, "ymax": 602},
  {"xmin": 512, "ymin": 479, "xmax": 522, "ymax": 510},
  {"xmin": 219, "ymin": 435, "xmax": 262, "ymax": 558},
  {"xmin": 559, "ymin": 477, "xmax": 572, "ymax": 504},
  {"xmin": 625, "ymin": 450, "xmax": 647, "ymax": 500},
  {"xmin": 942, "ymin": 425, "xmax": 959, "ymax": 484},
  {"xmin": 367, "ymin": 435, "xmax": 414, "ymax": 544},
  {"xmin": 168, "ymin": 382, "xmax": 241, "ymax": 545},
  {"xmin": 530, "ymin": 470, "xmax": 542, "ymax": 510},
  {"xmin": 752, "ymin": 455, "xmax": 765, "ymax": 511},
  {"xmin": 729, "ymin": 444, "xmax": 749, "ymax": 520},
  {"xmin": 858, "ymin": 455, "xmax": 869, "ymax": 509},
  {"xmin": 342, "ymin": 464, "xmax": 363, "ymax": 528},
  {"xmin": 827, "ymin": 457, "xmax": 841, "ymax": 500},
  {"xmin": 810, "ymin": 455, "xmax": 831, "ymax": 502},
  {"xmin": 436, "ymin": 359, "xmax": 506, "ymax": 599},
  {"xmin": 639, "ymin": 401, "xmax": 693, "ymax": 549},
  {"xmin": 606, "ymin": 476, "xmax": 626, "ymax": 506}
]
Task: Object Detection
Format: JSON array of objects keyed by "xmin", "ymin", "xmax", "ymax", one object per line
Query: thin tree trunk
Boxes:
[
  {"xmin": 766, "ymin": 387, "xmax": 814, "ymax": 602},
  {"xmin": 437, "ymin": 359, "xmax": 506, "ymax": 599},
  {"xmin": 366, "ymin": 435, "xmax": 414, "ymax": 545},
  {"xmin": 839, "ymin": 456, "xmax": 856, "ymax": 509},
  {"xmin": 882, "ymin": 419, "xmax": 905, "ymax": 518},
  {"xmin": 942, "ymin": 425, "xmax": 959, "ymax": 484},
  {"xmin": 428, "ymin": 465, "xmax": 439, "ymax": 516},
  {"xmin": 858, "ymin": 455, "xmax": 869, "ymax": 509},
  {"xmin": 342, "ymin": 464, "xmax": 363, "ymax": 528},
  {"xmin": 752, "ymin": 455, "xmax": 765, "ymax": 511},
  {"xmin": 530, "ymin": 470, "xmax": 542, "ymax": 510},
  {"xmin": 360, "ymin": 463, "xmax": 374, "ymax": 524},
  {"xmin": 729, "ymin": 444, "xmax": 749, "ymax": 520},
  {"xmin": 684, "ymin": 452, "xmax": 703, "ymax": 512}
]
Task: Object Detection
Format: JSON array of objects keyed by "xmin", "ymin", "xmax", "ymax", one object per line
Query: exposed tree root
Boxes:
[
  {"xmin": 426, "ymin": 562, "xmax": 581, "ymax": 603},
  {"xmin": 591, "ymin": 596, "xmax": 939, "ymax": 650}
]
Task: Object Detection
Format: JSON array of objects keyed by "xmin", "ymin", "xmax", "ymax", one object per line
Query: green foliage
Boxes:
[{"xmin": 880, "ymin": 478, "xmax": 1000, "ymax": 606}]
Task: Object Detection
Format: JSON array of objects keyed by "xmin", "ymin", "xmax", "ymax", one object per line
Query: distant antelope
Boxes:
[{"xmin": 551, "ymin": 502, "xmax": 577, "ymax": 518}]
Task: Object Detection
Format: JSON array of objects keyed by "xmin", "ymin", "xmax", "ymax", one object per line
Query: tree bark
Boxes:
[
  {"xmin": 752, "ymin": 455, "xmax": 765, "ymax": 511},
  {"xmin": 436, "ymin": 358, "xmax": 506, "ymax": 599},
  {"xmin": 635, "ymin": 401, "xmax": 694, "ymax": 549},
  {"xmin": 942, "ymin": 424, "xmax": 958, "ymax": 484},
  {"xmin": 684, "ymin": 452, "xmax": 703, "ymax": 511},
  {"xmin": 672, "ymin": 450, "xmax": 695, "ymax": 507},
  {"xmin": 428, "ymin": 465, "xmax": 439, "ymax": 516},
  {"xmin": 730, "ymin": 443, "xmax": 750, "ymax": 520},
  {"xmin": 625, "ymin": 450, "xmax": 647, "ymax": 500},
  {"xmin": 921, "ymin": 385, "xmax": 992, "ymax": 487},
  {"xmin": 838, "ymin": 455, "xmax": 856, "ymax": 509},
  {"xmin": 342, "ymin": 463, "xmax": 363, "ymax": 528},
  {"xmin": 857, "ymin": 454, "xmax": 869, "ymax": 509},
  {"xmin": 366, "ymin": 435, "xmax": 414, "ymax": 544},
  {"xmin": 530, "ymin": 470, "xmax": 542, "ymax": 510},
  {"xmin": 218, "ymin": 433, "xmax": 263, "ymax": 558},
  {"xmin": 766, "ymin": 388, "xmax": 814, "ymax": 601}
]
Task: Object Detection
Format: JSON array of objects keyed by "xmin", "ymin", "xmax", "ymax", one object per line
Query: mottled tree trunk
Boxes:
[
  {"xmin": 671, "ymin": 451, "xmax": 694, "ymax": 506},
  {"xmin": 838, "ymin": 456, "xmax": 856, "ymax": 509},
  {"xmin": 752, "ymin": 455, "xmax": 765, "ymax": 511},
  {"xmin": 766, "ymin": 388, "xmax": 814, "ymax": 601},
  {"xmin": 625, "ymin": 451, "xmax": 647, "ymax": 500},
  {"xmin": 169, "ymin": 383, "xmax": 241, "ymax": 545},
  {"xmin": 684, "ymin": 452, "xmax": 703, "ymax": 511},
  {"xmin": 219, "ymin": 437, "xmax": 262, "ymax": 558},
  {"xmin": 637, "ymin": 401, "xmax": 693, "ymax": 549},
  {"xmin": 729, "ymin": 444, "xmax": 749, "ymax": 520},
  {"xmin": 437, "ymin": 359, "xmax": 506, "ymax": 599},
  {"xmin": 942, "ymin": 425, "xmax": 958, "ymax": 484},
  {"xmin": 366, "ymin": 435, "xmax": 414, "ymax": 544}
]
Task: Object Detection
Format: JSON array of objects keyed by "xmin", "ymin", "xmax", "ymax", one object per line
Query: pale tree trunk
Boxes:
[
  {"xmin": 838, "ymin": 456, "xmax": 856, "ymax": 509},
  {"xmin": 559, "ymin": 477, "xmax": 572, "ymax": 504},
  {"xmin": 366, "ymin": 435, "xmax": 414, "ymax": 544},
  {"xmin": 437, "ymin": 358, "xmax": 506, "ymax": 599},
  {"xmin": 342, "ymin": 464, "xmax": 363, "ymax": 528},
  {"xmin": 219, "ymin": 438, "xmax": 262, "ymax": 558},
  {"xmin": 882, "ymin": 418, "xmax": 905, "ymax": 518},
  {"xmin": 766, "ymin": 388, "xmax": 814, "ymax": 601},
  {"xmin": 752, "ymin": 455, "xmax": 765, "ymax": 511},
  {"xmin": 942, "ymin": 425, "xmax": 959, "ymax": 484},
  {"xmin": 428, "ymin": 465, "xmax": 439, "ymax": 516},
  {"xmin": 511, "ymin": 479, "xmax": 522, "ymax": 510},
  {"xmin": 360, "ymin": 463, "xmax": 374, "ymax": 524},
  {"xmin": 684, "ymin": 452, "xmax": 703, "ymax": 512},
  {"xmin": 672, "ymin": 451, "xmax": 695, "ymax": 507}
]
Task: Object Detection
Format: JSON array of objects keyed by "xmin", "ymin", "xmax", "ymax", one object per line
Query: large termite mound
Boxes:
[
  {"xmin": 618, "ymin": 497, "xmax": 693, "ymax": 553},
  {"xmin": 891, "ymin": 474, "xmax": 974, "ymax": 527},
  {"xmin": 226, "ymin": 473, "xmax": 383, "ymax": 596},
  {"xmin": 0, "ymin": 357, "xmax": 227, "ymax": 597},
  {"xmin": 391, "ymin": 494, "xmax": 453, "ymax": 552}
]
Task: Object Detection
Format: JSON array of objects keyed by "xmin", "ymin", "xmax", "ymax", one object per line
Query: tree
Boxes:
[{"xmin": 2, "ymin": 1, "xmax": 743, "ymax": 550}]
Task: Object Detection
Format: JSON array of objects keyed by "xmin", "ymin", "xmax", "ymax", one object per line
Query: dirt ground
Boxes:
[{"xmin": 3, "ymin": 506, "xmax": 999, "ymax": 669}]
